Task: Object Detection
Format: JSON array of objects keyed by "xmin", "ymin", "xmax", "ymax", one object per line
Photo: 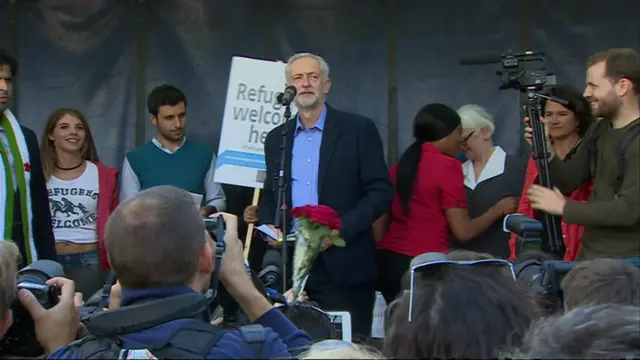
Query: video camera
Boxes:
[
  {"xmin": 460, "ymin": 50, "xmax": 549, "ymax": 91},
  {"xmin": 0, "ymin": 260, "xmax": 64, "ymax": 358},
  {"xmin": 462, "ymin": 50, "xmax": 565, "ymax": 259},
  {"xmin": 496, "ymin": 51, "xmax": 548, "ymax": 91}
]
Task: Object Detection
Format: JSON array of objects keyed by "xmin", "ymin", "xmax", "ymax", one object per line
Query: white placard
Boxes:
[{"xmin": 214, "ymin": 56, "xmax": 297, "ymax": 188}]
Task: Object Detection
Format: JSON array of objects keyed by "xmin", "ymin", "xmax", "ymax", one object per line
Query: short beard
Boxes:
[
  {"xmin": 295, "ymin": 95, "xmax": 321, "ymax": 110},
  {"xmin": 596, "ymin": 95, "xmax": 622, "ymax": 119}
]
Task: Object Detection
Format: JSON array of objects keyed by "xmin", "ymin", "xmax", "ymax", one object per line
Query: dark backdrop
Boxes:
[
  {"xmin": 2, "ymin": 0, "xmax": 639, "ymax": 246},
  {"xmin": 4, "ymin": 0, "xmax": 639, "ymax": 167}
]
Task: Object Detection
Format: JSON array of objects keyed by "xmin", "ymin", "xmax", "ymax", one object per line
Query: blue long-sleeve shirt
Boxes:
[
  {"xmin": 259, "ymin": 106, "xmax": 327, "ymax": 243},
  {"xmin": 291, "ymin": 105, "xmax": 327, "ymax": 209},
  {"xmin": 48, "ymin": 286, "xmax": 312, "ymax": 359}
]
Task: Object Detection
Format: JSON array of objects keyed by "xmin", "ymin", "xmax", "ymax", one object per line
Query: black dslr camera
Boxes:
[
  {"xmin": 203, "ymin": 215, "xmax": 226, "ymax": 248},
  {"xmin": 515, "ymin": 259, "xmax": 576, "ymax": 313},
  {"xmin": 203, "ymin": 216, "xmax": 235, "ymax": 320},
  {"xmin": 204, "ymin": 216, "xmax": 276, "ymax": 329},
  {"xmin": 0, "ymin": 260, "xmax": 64, "ymax": 357}
]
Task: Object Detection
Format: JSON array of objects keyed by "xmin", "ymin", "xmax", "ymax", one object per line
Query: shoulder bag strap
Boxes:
[{"xmin": 613, "ymin": 123, "xmax": 640, "ymax": 197}]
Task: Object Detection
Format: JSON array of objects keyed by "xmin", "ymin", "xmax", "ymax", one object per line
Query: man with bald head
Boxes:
[
  {"xmin": 106, "ymin": 185, "xmax": 209, "ymax": 289},
  {"xmin": 49, "ymin": 186, "xmax": 312, "ymax": 358}
]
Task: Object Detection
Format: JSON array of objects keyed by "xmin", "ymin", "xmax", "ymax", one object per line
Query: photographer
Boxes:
[
  {"xmin": 526, "ymin": 48, "xmax": 640, "ymax": 260},
  {"xmin": 48, "ymin": 186, "xmax": 312, "ymax": 359},
  {"xmin": 0, "ymin": 241, "xmax": 79, "ymax": 356}
]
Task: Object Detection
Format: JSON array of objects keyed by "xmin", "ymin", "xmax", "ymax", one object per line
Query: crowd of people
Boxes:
[{"xmin": 0, "ymin": 44, "xmax": 638, "ymax": 358}]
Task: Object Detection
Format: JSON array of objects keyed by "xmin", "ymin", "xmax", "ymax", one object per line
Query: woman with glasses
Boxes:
[
  {"xmin": 509, "ymin": 85, "xmax": 595, "ymax": 261},
  {"xmin": 374, "ymin": 103, "xmax": 518, "ymax": 304},
  {"xmin": 40, "ymin": 108, "xmax": 119, "ymax": 298},
  {"xmin": 452, "ymin": 105, "xmax": 527, "ymax": 259}
]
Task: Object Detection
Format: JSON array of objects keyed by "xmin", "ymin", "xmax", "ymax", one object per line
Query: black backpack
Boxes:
[
  {"xmin": 70, "ymin": 292, "xmax": 267, "ymax": 359},
  {"xmin": 588, "ymin": 120, "xmax": 640, "ymax": 198}
]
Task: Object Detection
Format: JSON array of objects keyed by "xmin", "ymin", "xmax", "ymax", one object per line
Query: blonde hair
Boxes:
[
  {"xmin": 40, "ymin": 108, "xmax": 99, "ymax": 181},
  {"xmin": 285, "ymin": 52, "xmax": 331, "ymax": 83},
  {"xmin": 457, "ymin": 104, "xmax": 495, "ymax": 136},
  {"xmin": 0, "ymin": 241, "xmax": 20, "ymax": 319},
  {"xmin": 301, "ymin": 342, "xmax": 386, "ymax": 359}
]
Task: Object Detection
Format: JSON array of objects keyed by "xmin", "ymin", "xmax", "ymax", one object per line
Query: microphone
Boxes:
[
  {"xmin": 276, "ymin": 85, "xmax": 297, "ymax": 106},
  {"xmin": 260, "ymin": 248, "xmax": 283, "ymax": 290},
  {"xmin": 459, "ymin": 52, "xmax": 502, "ymax": 65}
]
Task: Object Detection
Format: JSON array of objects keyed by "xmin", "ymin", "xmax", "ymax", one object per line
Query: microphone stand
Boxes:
[
  {"xmin": 274, "ymin": 104, "xmax": 292, "ymax": 294},
  {"xmin": 526, "ymin": 90, "xmax": 566, "ymax": 259}
]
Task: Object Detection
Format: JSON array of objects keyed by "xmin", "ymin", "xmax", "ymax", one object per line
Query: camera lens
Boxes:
[{"xmin": 16, "ymin": 260, "xmax": 64, "ymax": 285}]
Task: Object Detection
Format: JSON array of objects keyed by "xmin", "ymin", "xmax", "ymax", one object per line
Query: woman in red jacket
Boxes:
[
  {"xmin": 40, "ymin": 108, "xmax": 119, "ymax": 298},
  {"xmin": 509, "ymin": 85, "xmax": 595, "ymax": 261}
]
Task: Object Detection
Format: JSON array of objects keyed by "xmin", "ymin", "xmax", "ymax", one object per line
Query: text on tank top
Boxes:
[{"xmin": 47, "ymin": 161, "xmax": 100, "ymax": 244}]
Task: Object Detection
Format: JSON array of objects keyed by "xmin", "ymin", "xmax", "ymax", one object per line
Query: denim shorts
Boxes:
[
  {"xmin": 57, "ymin": 249, "xmax": 107, "ymax": 299},
  {"xmin": 57, "ymin": 249, "xmax": 100, "ymax": 270}
]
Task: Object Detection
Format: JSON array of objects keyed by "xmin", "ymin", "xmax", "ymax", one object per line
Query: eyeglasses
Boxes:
[
  {"xmin": 462, "ymin": 130, "xmax": 476, "ymax": 143},
  {"xmin": 407, "ymin": 252, "xmax": 516, "ymax": 322}
]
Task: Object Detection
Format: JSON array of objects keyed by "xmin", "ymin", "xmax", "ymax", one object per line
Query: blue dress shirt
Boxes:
[{"xmin": 291, "ymin": 105, "xmax": 327, "ymax": 209}]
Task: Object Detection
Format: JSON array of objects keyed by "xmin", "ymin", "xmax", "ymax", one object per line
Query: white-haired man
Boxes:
[{"xmin": 259, "ymin": 52, "xmax": 393, "ymax": 340}]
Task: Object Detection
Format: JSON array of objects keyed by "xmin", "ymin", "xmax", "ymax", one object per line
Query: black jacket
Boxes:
[
  {"xmin": 259, "ymin": 105, "xmax": 392, "ymax": 285},
  {"xmin": 10, "ymin": 126, "xmax": 56, "ymax": 265}
]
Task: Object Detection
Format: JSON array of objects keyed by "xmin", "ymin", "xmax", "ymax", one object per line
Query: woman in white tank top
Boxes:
[{"xmin": 40, "ymin": 108, "xmax": 119, "ymax": 299}]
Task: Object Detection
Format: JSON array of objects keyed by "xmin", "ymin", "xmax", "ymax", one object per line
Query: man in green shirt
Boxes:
[{"xmin": 528, "ymin": 48, "xmax": 640, "ymax": 260}]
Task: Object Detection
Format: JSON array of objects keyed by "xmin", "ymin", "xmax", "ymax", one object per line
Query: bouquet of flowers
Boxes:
[{"xmin": 291, "ymin": 205, "xmax": 345, "ymax": 298}]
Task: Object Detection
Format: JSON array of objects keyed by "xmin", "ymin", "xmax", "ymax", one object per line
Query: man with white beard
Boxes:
[
  {"xmin": 259, "ymin": 53, "xmax": 392, "ymax": 341},
  {"xmin": 527, "ymin": 48, "xmax": 640, "ymax": 261}
]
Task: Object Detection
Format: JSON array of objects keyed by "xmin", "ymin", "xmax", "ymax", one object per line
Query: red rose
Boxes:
[
  {"xmin": 309, "ymin": 205, "xmax": 342, "ymax": 230},
  {"xmin": 24, "ymin": 162, "xmax": 31, "ymax": 172},
  {"xmin": 291, "ymin": 205, "xmax": 313, "ymax": 219}
]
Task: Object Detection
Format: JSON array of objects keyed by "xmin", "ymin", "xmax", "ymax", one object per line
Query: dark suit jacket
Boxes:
[
  {"xmin": 11, "ymin": 126, "xmax": 56, "ymax": 265},
  {"xmin": 259, "ymin": 105, "xmax": 393, "ymax": 285}
]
